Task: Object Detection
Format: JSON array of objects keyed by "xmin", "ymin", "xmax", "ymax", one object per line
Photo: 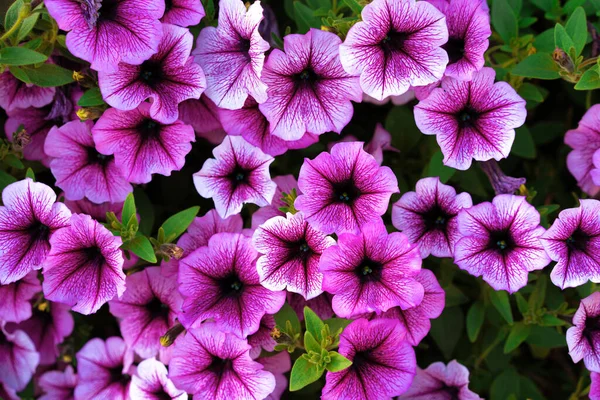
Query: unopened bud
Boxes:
[
  {"xmin": 12, "ymin": 129, "xmax": 30, "ymax": 152},
  {"xmin": 553, "ymin": 48, "xmax": 575, "ymax": 74},
  {"xmin": 157, "ymin": 243, "xmax": 184, "ymax": 260},
  {"xmin": 77, "ymin": 107, "xmax": 103, "ymax": 121},
  {"xmin": 160, "ymin": 323, "xmax": 185, "ymax": 347}
]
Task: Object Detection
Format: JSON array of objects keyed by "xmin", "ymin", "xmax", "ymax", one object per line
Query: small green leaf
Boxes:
[
  {"xmin": 525, "ymin": 326, "xmax": 567, "ymax": 348},
  {"xmin": 25, "ymin": 168, "xmax": 35, "ymax": 181},
  {"xmin": 159, "ymin": 206, "xmax": 200, "ymax": 242},
  {"xmin": 565, "ymin": 7, "xmax": 587, "ymax": 56},
  {"xmin": 10, "ymin": 64, "xmax": 74, "ymax": 87},
  {"xmin": 540, "ymin": 314, "xmax": 566, "ymax": 326},
  {"xmin": 575, "ymin": 66, "xmax": 600, "ymax": 90},
  {"xmin": 511, "ymin": 53, "xmax": 560, "ymax": 80},
  {"xmin": 342, "ymin": 0, "xmax": 363, "ymax": 14},
  {"xmin": 274, "ymin": 303, "xmax": 301, "ymax": 334},
  {"xmin": 0, "ymin": 170, "xmax": 17, "ymax": 191},
  {"xmin": 512, "ymin": 126, "xmax": 536, "ymax": 159},
  {"xmin": 467, "ymin": 301, "xmax": 485, "ymax": 342},
  {"xmin": 554, "ymin": 23, "xmax": 575, "ymax": 54},
  {"xmin": 0, "ymin": 47, "xmax": 47, "ymax": 66},
  {"xmin": 293, "ymin": 2, "xmax": 321, "ymax": 33},
  {"xmin": 326, "ymin": 351, "xmax": 352, "ymax": 372},
  {"xmin": 518, "ymin": 83, "xmax": 545, "ymax": 103},
  {"xmin": 490, "ymin": 368, "xmax": 521, "ymax": 400},
  {"xmin": 492, "ymin": 0, "xmax": 518, "ymax": 44},
  {"xmin": 515, "ymin": 293, "xmax": 529, "ymax": 315},
  {"xmin": 504, "ymin": 322, "xmax": 532, "ymax": 353},
  {"xmin": 426, "ymin": 151, "xmax": 455, "ymax": 183},
  {"xmin": 17, "ymin": 13, "xmax": 40, "ymax": 42},
  {"xmin": 304, "ymin": 331, "xmax": 321, "ymax": 353},
  {"xmin": 489, "ymin": 289, "xmax": 514, "ymax": 325},
  {"xmin": 324, "ymin": 318, "xmax": 352, "ymax": 334},
  {"xmin": 289, "ymin": 357, "xmax": 323, "ymax": 391},
  {"xmin": 534, "ymin": 29, "xmax": 556, "ymax": 53},
  {"xmin": 430, "ymin": 306, "xmax": 464, "ymax": 359},
  {"xmin": 528, "ymin": 274, "xmax": 547, "ymax": 311},
  {"xmin": 121, "ymin": 193, "xmax": 136, "ymax": 225},
  {"xmin": 78, "ymin": 88, "xmax": 106, "ymax": 107},
  {"xmin": 121, "ymin": 233, "xmax": 157, "ymax": 263},
  {"xmin": 304, "ymin": 307, "xmax": 326, "ymax": 343},
  {"xmin": 4, "ymin": 0, "xmax": 24, "ymax": 34},
  {"xmin": 3, "ymin": 154, "xmax": 24, "ymax": 169}
]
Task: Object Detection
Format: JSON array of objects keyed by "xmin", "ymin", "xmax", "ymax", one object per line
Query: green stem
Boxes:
[
  {"xmin": 586, "ymin": 90, "xmax": 593, "ymax": 110},
  {"xmin": 474, "ymin": 331, "xmax": 505, "ymax": 368},
  {"xmin": 332, "ymin": 0, "xmax": 338, "ymax": 13},
  {"xmin": 579, "ymin": 57, "xmax": 599, "ymax": 70},
  {"xmin": 0, "ymin": 6, "xmax": 30, "ymax": 43}
]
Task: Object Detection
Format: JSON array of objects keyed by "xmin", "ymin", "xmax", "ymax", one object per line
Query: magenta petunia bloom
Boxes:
[
  {"xmin": 63, "ymin": 197, "xmax": 124, "ymax": 223},
  {"xmin": 162, "ymin": 0, "xmax": 204, "ymax": 27},
  {"xmin": 98, "ymin": 23, "xmax": 206, "ymax": 124},
  {"xmin": 39, "ymin": 366, "xmax": 78, "ymax": 400},
  {"xmin": 0, "ymin": 323, "xmax": 39, "ymax": 391},
  {"xmin": 248, "ymin": 315, "xmax": 276, "ymax": 359},
  {"xmin": 363, "ymin": 91, "xmax": 416, "ymax": 107},
  {"xmin": 260, "ymin": 28, "xmax": 362, "ymax": 140},
  {"xmin": 0, "ymin": 272, "xmax": 40, "ymax": 323},
  {"xmin": 568, "ymin": 292, "xmax": 600, "ymax": 372},
  {"xmin": 179, "ymin": 95, "xmax": 227, "ymax": 144},
  {"xmin": 399, "ymin": 360, "xmax": 482, "ymax": 400},
  {"xmin": 427, "ymin": 0, "xmax": 491, "ymax": 81},
  {"xmin": 93, "ymin": 103, "xmax": 195, "ymax": 184},
  {"xmin": 258, "ymin": 352, "xmax": 291, "ymax": 400},
  {"xmin": 45, "ymin": 120, "xmax": 132, "ymax": 204},
  {"xmin": 130, "ymin": 358, "xmax": 186, "ymax": 400},
  {"xmin": 540, "ymin": 199, "xmax": 600, "ymax": 289},
  {"xmin": 42, "ymin": 214, "xmax": 125, "ymax": 315},
  {"xmin": 339, "ymin": 0, "xmax": 448, "ymax": 101},
  {"xmin": 109, "ymin": 266, "xmax": 182, "ymax": 362},
  {"xmin": 392, "ymin": 177, "xmax": 473, "ymax": 258},
  {"xmin": 288, "ymin": 292, "xmax": 334, "ymax": 321},
  {"xmin": 414, "ymin": 67, "xmax": 526, "ymax": 170},
  {"xmin": 454, "ymin": 195, "xmax": 550, "ymax": 293},
  {"xmin": 592, "ymin": 372, "xmax": 600, "ymax": 400},
  {"xmin": 365, "ymin": 123, "xmax": 400, "ymax": 165},
  {"xmin": 193, "ymin": 136, "xmax": 276, "ymax": 219},
  {"xmin": 169, "ymin": 323, "xmax": 276, "ymax": 399},
  {"xmin": 44, "ymin": 0, "xmax": 163, "ymax": 72},
  {"xmin": 178, "ymin": 232, "xmax": 285, "ymax": 337},
  {"xmin": 75, "ymin": 337, "xmax": 134, "ymax": 400},
  {"xmin": 565, "ymin": 104, "xmax": 600, "ymax": 196},
  {"xmin": 0, "ymin": 178, "xmax": 71, "ymax": 284},
  {"xmin": 295, "ymin": 142, "xmax": 398, "ymax": 234},
  {"xmin": 320, "ymin": 220, "xmax": 423, "ymax": 318},
  {"xmin": 0, "ymin": 384, "xmax": 18, "ymax": 400},
  {"xmin": 322, "ymin": 318, "xmax": 416, "ymax": 400},
  {"xmin": 0, "ymin": 72, "xmax": 55, "ymax": 113},
  {"xmin": 252, "ymin": 175, "xmax": 299, "ymax": 229},
  {"xmin": 253, "ymin": 212, "xmax": 335, "ymax": 300},
  {"xmin": 195, "ymin": 0, "xmax": 269, "ymax": 109}
]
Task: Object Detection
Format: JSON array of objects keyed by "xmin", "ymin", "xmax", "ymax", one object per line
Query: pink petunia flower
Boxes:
[
  {"xmin": 251, "ymin": 175, "xmax": 299, "ymax": 229},
  {"xmin": 39, "ymin": 366, "xmax": 78, "ymax": 400},
  {"xmin": 179, "ymin": 95, "xmax": 227, "ymax": 144},
  {"xmin": 0, "ymin": 272, "xmax": 41, "ymax": 323},
  {"xmin": 0, "ymin": 323, "xmax": 40, "ymax": 391},
  {"xmin": 248, "ymin": 315, "xmax": 277, "ymax": 359},
  {"xmin": 567, "ymin": 292, "xmax": 600, "ymax": 372},
  {"xmin": 258, "ymin": 352, "xmax": 291, "ymax": 400},
  {"xmin": 287, "ymin": 292, "xmax": 334, "ymax": 322},
  {"xmin": 0, "ymin": 72, "xmax": 55, "ymax": 113},
  {"xmin": 592, "ymin": 372, "xmax": 600, "ymax": 400},
  {"xmin": 565, "ymin": 104, "xmax": 600, "ymax": 196},
  {"xmin": 162, "ymin": 0, "xmax": 204, "ymax": 27},
  {"xmin": 130, "ymin": 358, "xmax": 186, "ymax": 399}
]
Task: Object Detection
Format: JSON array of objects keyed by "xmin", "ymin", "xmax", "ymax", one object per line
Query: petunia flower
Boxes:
[
  {"xmin": 42, "ymin": 214, "xmax": 126, "ymax": 315},
  {"xmin": 253, "ymin": 212, "xmax": 335, "ymax": 299},
  {"xmin": 178, "ymin": 232, "xmax": 286, "ymax": 337},
  {"xmin": 63, "ymin": 197, "xmax": 124, "ymax": 223},
  {"xmin": 414, "ymin": 67, "xmax": 526, "ymax": 170},
  {"xmin": 454, "ymin": 195, "xmax": 550, "ymax": 293},
  {"xmin": 39, "ymin": 366, "xmax": 78, "ymax": 400},
  {"xmin": 248, "ymin": 315, "xmax": 276, "ymax": 359},
  {"xmin": 98, "ymin": 23, "xmax": 206, "ymax": 124},
  {"xmin": 0, "ymin": 272, "xmax": 41, "ymax": 323},
  {"xmin": 295, "ymin": 141, "xmax": 399, "ymax": 234},
  {"xmin": 592, "ymin": 372, "xmax": 600, "ymax": 400},
  {"xmin": 287, "ymin": 292, "xmax": 334, "ymax": 321},
  {"xmin": 193, "ymin": 136, "xmax": 276, "ymax": 219},
  {"xmin": 162, "ymin": 0, "xmax": 204, "ymax": 27},
  {"xmin": 567, "ymin": 292, "xmax": 600, "ymax": 372},
  {"xmin": 45, "ymin": 120, "xmax": 132, "ymax": 204},
  {"xmin": 169, "ymin": 323, "xmax": 276, "ymax": 399},
  {"xmin": 179, "ymin": 95, "xmax": 226, "ymax": 144},
  {"xmin": 194, "ymin": 0, "xmax": 269, "ymax": 109},
  {"xmin": 322, "ymin": 318, "xmax": 416, "ymax": 400},
  {"xmin": 75, "ymin": 337, "xmax": 134, "ymax": 400},
  {"xmin": 109, "ymin": 266, "xmax": 182, "ymax": 362},
  {"xmin": 93, "ymin": 103, "xmax": 195, "ymax": 184},
  {"xmin": 565, "ymin": 104, "xmax": 600, "ymax": 196},
  {"xmin": 392, "ymin": 177, "xmax": 473, "ymax": 258},
  {"xmin": 479, "ymin": 160, "xmax": 526, "ymax": 195},
  {"xmin": 130, "ymin": 358, "xmax": 186, "ymax": 400},
  {"xmin": 257, "ymin": 352, "xmax": 291, "ymax": 400},
  {"xmin": 365, "ymin": 123, "xmax": 400, "ymax": 165},
  {"xmin": 0, "ymin": 384, "xmax": 18, "ymax": 400},
  {"xmin": 252, "ymin": 175, "xmax": 299, "ymax": 229},
  {"xmin": 44, "ymin": 0, "xmax": 163, "ymax": 72},
  {"xmin": 339, "ymin": 0, "xmax": 448, "ymax": 101},
  {"xmin": 0, "ymin": 323, "xmax": 39, "ymax": 391},
  {"xmin": 363, "ymin": 91, "xmax": 416, "ymax": 107},
  {"xmin": 260, "ymin": 28, "xmax": 362, "ymax": 140},
  {"xmin": 399, "ymin": 360, "xmax": 482, "ymax": 400},
  {"xmin": 319, "ymin": 220, "xmax": 423, "ymax": 318},
  {"xmin": 0, "ymin": 178, "xmax": 71, "ymax": 284},
  {"xmin": 0, "ymin": 72, "xmax": 55, "ymax": 113}
]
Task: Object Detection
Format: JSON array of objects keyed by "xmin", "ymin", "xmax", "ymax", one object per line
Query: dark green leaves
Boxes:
[
  {"xmin": 426, "ymin": 151, "xmax": 455, "ymax": 183},
  {"xmin": 511, "ymin": 53, "xmax": 560, "ymax": 80},
  {"xmin": 575, "ymin": 66, "xmax": 600, "ymax": 90},
  {"xmin": 492, "ymin": 0, "xmax": 518, "ymax": 44},
  {"xmin": 289, "ymin": 357, "xmax": 322, "ymax": 391},
  {"xmin": 121, "ymin": 233, "xmax": 156, "ymax": 263},
  {"xmin": 78, "ymin": 88, "xmax": 106, "ymax": 107},
  {"xmin": 9, "ymin": 64, "xmax": 74, "ymax": 87},
  {"xmin": 512, "ymin": 126, "xmax": 536, "ymax": 159},
  {"xmin": 564, "ymin": 7, "xmax": 587, "ymax": 56},
  {"xmin": 489, "ymin": 289, "xmax": 514, "ymax": 325},
  {"xmin": 159, "ymin": 206, "xmax": 200, "ymax": 243},
  {"xmin": 467, "ymin": 301, "xmax": 485, "ymax": 342},
  {"xmin": 503, "ymin": 322, "xmax": 531, "ymax": 353},
  {"xmin": 0, "ymin": 47, "xmax": 47, "ymax": 65}
]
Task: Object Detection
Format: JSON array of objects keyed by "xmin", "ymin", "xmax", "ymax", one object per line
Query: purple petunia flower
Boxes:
[
  {"xmin": 109, "ymin": 266, "xmax": 182, "ymax": 362},
  {"xmin": 93, "ymin": 103, "xmax": 195, "ymax": 184},
  {"xmin": 363, "ymin": 91, "xmax": 416, "ymax": 107},
  {"xmin": 0, "ymin": 272, "xmax": 40, "ymax": 323},
  {"xmin": 193, "ymin": 136, "xmax": 276, "ymax": 219},
  {"xmin": 365, "ymin": 123, "xmax": 400, "ymax": 165},
  {"xmin": 169, "ymin": 323, "xmax": 276, "ymax": 399},
  {"xmin": 42, "ymin": 214, "xmax": 125, "ymax": 315},
  {"xmin": 454, "ymin": 195, "xmax": 550, "ymax": 293},
  {"xmin": 260, "ymin": 28, "xmax": 362, "ymax": 140},
  {"xmin": 252, "ymin": 175, "xmax": 299, "ymax": 229},
  {"xmin": 399, "ymin": 360, "xmax": 482, "ymax": 400},
  {"xmin": 295, "ymin": 142, "xmax": 399, "ymax": 234},
  {"xmin": 162, "ymin": 0, "xmax": 204, "ymax": 27},
  {"xmin": 568, "ymin": 292, "xmax": 600, "ymax": 372},
  {"xmin": 248, "ymin": 315, "xmax": 277, "ymax": 359},
  {"xmin": 44, "ymin": 0, "xmax": 163, "ymax": 72},
  {"xmin": 0, "ymin": 178, "xmax": 71, "ymax": 284},
  {"xmin": 178, "ymin": 232, "xmax": 285, "ymax": 337},
  {"xmin": 320, "ymin": 220, "xmax": 423, "ymax": 318},
  {"xmin": 592, "ymin": 372, "xmax": 600, "ymax": 400},
  {"xmin": 258, "ymin": 352, "xmax": 291, "ymax": 400},
  {"xmin": 179, "ymin": 95, "xmax": 227, "ymax": 144},
  {"xmin": 98, "ymin": 23, "xmax": 206, "ymax": 124},
  {"xmin": 63, "ymin": 197, "xmax": 124, "ymax": 223},
  {"xmin": 253, "ymin": 212, "xmax": 335, "ymax": 300},
  {"xmin": 39, "ymin": 366, "xmax": 78, "ymax": 400},
  {"xmin": 414, "ymin": 67, "xmax": 526, "ymax": 170},
  {"xmin": 75, "ymin": 337, "xmax": 134, "ymax": 400},
  {"xmin": 195, "ymin": 0, "xmax": 269, "ymax": 109},
  {"xmin": 288, "ymin": 292, "xmax": 334, "ymax": 321},
  {"xmin": 565, "ymin": 104, "xmax": 600, "ymax": 196},
  {"xmin": 45, "ymin": 121, "xmax": 132, "ymax": 204},
  {"xmin": 0, "ymin": 323, "xmax": 39, "ymax": 391},
  {"xmin": 339, "ymin": 0, "xmax": 448, "ymax": 101},
  {"xmin": 540, "ymin": 199, "xmax": 600, "ymax": 289},
  {"xmin": 322, "ymin": 318, "xmax": 416, "ymax": 400},
  {"xmin": 130, "ymin": 358, "xmax": 186, "ymax": 400},
  {"xmin": 392, "ymin": 177, "xmax": 473, "ymax": 258},
  {"xmin": 0, "ymin": 72, "xmax": 55, "ymax": 113}
]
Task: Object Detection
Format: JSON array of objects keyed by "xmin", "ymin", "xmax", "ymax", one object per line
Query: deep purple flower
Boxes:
[
  {"xmin": 195, "ymin": 0, "xmax": 269, "ymax": 109},
  {"xmin": 0, "ymin": 178, "xmax": 71, "ymax": 284},
  {"xmin": 169, "ymin": 323, "xmax": 276, "ymax": 399},
  {"xmin": 322, "ymin": 318, "xmax": 416, "ymax": 400},
  {"xmin": 257, "ymin": 352, "xmax": 291, "ymax": 400},
  {"xmin": 45, "ymin": 120, "xmax": 132, "ymax": 204},
  {"xmin": 44, "ymin": 0, "xmax": 163, "ymax": 72},
  {"xmin": 320, "ymin": 220, "xmax": 423, "ymax": 318},
  {"xmin": 75, "ymin": 337, "xmax": 134, "ymax": 400},
  {"xmin": 565, "ymin": 104, "xmax": 600, "ymax": 196},
  {"xmin": 178, "ymin": 232, "xmax": 285, "ymax": 337},
  {"xmin": 0, "ymin": 272, "xmax": 40, "ymax": 323},
  {"xmin": 295, "ymin": 142, "xmax": 399, "ymax": 234},
  {"xmin": 162, "ymin": 0, "xmax": 204, "ymax": 27},
  {"xmin": 248, "ymin": 315, "xmax": 276, "ymax": 359},
  {"xmin": 592, "ymin": 372, "xmax": 600, "ymax": 400},
  {"xmin": 0, "ymin": 72, "xmax": 55, "ymax": 113},
  {"xmin": 93, "ymin": 103, "xmax": 195, "ymax": 184},
  {"xmin": 392, "ymin": 177, "xmax": 473, "ymax": 258},
  {"xmin": 568, "ymin": 292, "xmax": 600, "ymax": 372},
  {"xmin": 39, "ymin": 366, "xmax": 78, "ymax": 400},
  {"xmin": 454, "ymin": 195, "xmax": 550, "ymax": 293},
  {"xmin": 399, "ymin": 360, "xmax": 482, "ymax": 400},
  {"xmin": 130, "ymin": 358, "xmax": 186, "ymax": 400},
  {"xmin": 193, "ymin": 136, "xmax": 276, "ymax": 219},
  {"xmin": 179, "ymin": 95, "xmax": 227, "ymax": 144},
  {"xmin": 0, "ymin": 323, "xmax": 39, "ymax": 391},
  {"xmin": 414, "ymin": 67, "xmax": 527, "ymax": 170},
  {"xmin": 252, "ymin": 175, "xmax": 299, "ymax": 229},
  {"xmin": 260, "ymin": 28, "xmax": 362, "ymax": 140},
  {"xmin": 479, "ymin": 160, "xmax": 526, "ymax": 195},
  {"xmin": 287, "ymin": 292, "xmax": 334, "ymax": 321},
  {"xmin": 339, "ymin": 0, "xmax": 448, "ymax": 101},
  {"xmin": 42, "ymin": 214, "xmax": 126, "ymax": 315},
  {"xmin": 99, "ymin": 23, "xmax": 206, "ymax": 124},
  {"xmin": 109, "ymin": 266, "xmax": 182, "ymax": 362}
]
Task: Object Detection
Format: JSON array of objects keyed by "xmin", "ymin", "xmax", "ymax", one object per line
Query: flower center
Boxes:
[
  {"xmin": 28, "ymin": 221, "xmax": 50, "ymax": 243},
  {"xmin": 83, "ymin": 246, "xmax": 106, "ymax": 267},
  {"xmin": 354, "ymin": 258, "xmax": 383, "ymax": 282},
  {"xmin": 488, "ymin": 230, "xmax": 514, "ymax": 253},
  {"xmin": 332, "ymin": 179, "xmax": 360, "ymax": 204},
  {"xmin": 299, "ymin": 242, "xmax": 310, "ymax": 252},
  {"xmin": 108, "ymin": 366, "xmax": 131, "ymax": 387},
  {"xmin": 219, "ymin": 274, "xmax": 244, "ymax": 297},
  {"xmin": 146, "ymin": 297, "xmax": 169, "ymax": 320},
  {"xmin": 381, "ymin": 31, "xmax": 409, "ymax": 54},
  {"xmin": 584, "ymin": 315, "xmax": 600, "ymax": 344},
  {"xmin": 86, "ymin": 147, "xmax": 112, "ymax": 166},
  {"xmin": 566, "ymin": 228, "xmax": 590, "ymax": 252},
  {"xmin": 139, "ymin": 60, "xmax": 163, "ymax": 87},
  {"xmin": 208, "ymin": 356, "xmax": 233, "ymax": 376},
  {"xmin": 294, "ymin": 68, "xmax": 319, "ymax": 88},
  {"xmin": 456, "ymin": 106, "xmax": 479, "ymax": 128},
  {"xmin": 422, "ymin": 205, "xmax": 451, "ymax": 231},
  {"xmin": 137, "ymin": 118, "xmax": 162, "ymax": 140},
  {"xmin": 443, "ymin": 36, "xmax": 466, "ymax": 64},
  {"xmin": 229, "ymin": 165, "xmax": 249, "ymax": 186}
]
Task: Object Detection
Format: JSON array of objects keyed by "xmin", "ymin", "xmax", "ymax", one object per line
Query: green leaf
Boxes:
[
  {"xmin": 304, "ymin": 307, "xmax": 326, "ymax": 343},
  {"xmin": 515, "ymin": 293, "xmax": 529, "ymax": 315},
  {"xmin": 133, "ymin": 188, "xmax": 154, "ymax": 235},
  {"xmin": 525, "ymin": 326, "xmax": 566, "ymax": 348},
  {"xmin": 518, "ymin": 83, "xmax": 545, "ymax": 103},
  {"xmin": 492, "ymin": 0, "xmax": 518, "ymax": 44},
  {"xmin": 575, "ymin": 66, "xmax": 600, "ymax": 90},
  {"xmin": 507, "ymin": 0, "xmax": 522, "ymax": 14},
  {"xmin": 426, "ymin": 151, "xmax": 455, "ymax": 183},
  {"xmin": 326, "ymin": 351, "xmax": 352, "ymax": 372},
  {"xmin": 121, "ymin": 233, "xmax": 157, "ymax": 263},
  {"xmin": 430, "ymin": 306, "xmax": 464, "ymax": 359},
  {"xmin": 274, "ymin": 302, "xmax": 301, "ymax": 334},
  {"xmin": 289, "ymin": 357, "xmax": 323, "ymax": 391},
  {"xmin": 445, "ymin": 284, "xmax": 469, "ymax": 307},
  {"xmin": 25, "ymin": 168, "xmax": 35, "ymax": 181},
  {"xmin": 121, "ymin": 193, "xmax": 136, "ymax": 225},
  {"xmin": 534, "ymin": 29, "xmax": 556, "ymax": 53},
  {"xmin": 3, "ymin": 154, "xmax": 24, "ymax": 169},
  {"xmin": 293, "ymin": 2, "xmax": 321, "ymax": 33},
  {"xmin": 528, "ymin": 274, "xmax": 547, "ymax": 311},
  {"xmin": 10, "ymin": 64, "xmax": 74, "ymax": 87},
  {"xmin": 0, "ymin": 170, "xmax": 17, "ymax": 192},
  {"xmin": 520, "ymin": 376, "xmax": 546, "ymax": 400},
  {"xmin": 4, "ymin": 0, "xmax": 24, "ymax": 34},
  {"xmin": 489, "ymin": 289, "xmax": 514, "ymax": 325},
  {"xmin": 385, "ymin": 106, "xmax": 422, "ymax": 152},
  {"xmin": 342, "ymin": 0, "xmax": 363, "ymax": 14},
  {"xmin": 17, "ymin": 13, "xmax": 40, "ymax": 42},
  {"xmin": 324, "ymin": 317, "xmax": 352, "ymax": 334},
  {"xmin": 490, "ymin": 368, "xmax": 521, "ymax": 400},
  {"xmin": 540, "ymin": 314, "xmax": 566, "ymax": 326},
  {"xmin": 159, "ymin": 206, "xmax": 200, "ymax": 242},
  {"xmin": 565, "ymin": 7, "xmax": 587, "ymax": 56},
  {"xmin": 0, "ymin": 47, "xmax": 47, "ymax": 66},
  {"xmin": 78, "ymin": 88, "xmax": 106, "ymax": 107},
  {"xmin": 512, "ymin": 126, "xmax": 536, "ymax": 159},
  {"xmin": 467, "ymin": 301, "xmax": 485, "ymax": 342},
  {"xmin": 503, "ymin": 322, "xmax": 532, "ymax": 353},
  {"xmin": 511, "ymin": 53, "xmax": 560, "ymax": 80},
  {"xmin": 554, "ymin": 23, "xmax": 575, "ymax": 54},
  {"xmin": 303, "ymin": 331, "xmax": 321, "ymax": 353}
]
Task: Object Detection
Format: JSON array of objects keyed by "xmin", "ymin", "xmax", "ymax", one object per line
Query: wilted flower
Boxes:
[{"xmin": 479, "ymin": 160, "xmax": 526, "ymax": 195}]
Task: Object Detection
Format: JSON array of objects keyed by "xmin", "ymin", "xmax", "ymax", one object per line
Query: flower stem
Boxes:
[{"xmin": 0, "ymin": 5, "xmax": 30, "ymax": 43}]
